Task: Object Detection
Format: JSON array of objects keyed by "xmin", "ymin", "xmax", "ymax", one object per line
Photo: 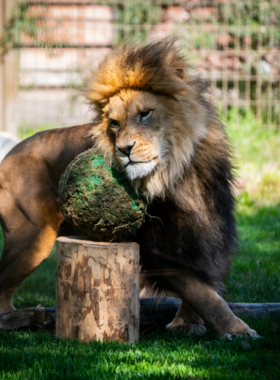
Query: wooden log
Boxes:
[
  {"xmin": 1, "ymin": 299, "xmax": 280, "ymax": 332},
  {"xmin": 0, "ymin": 306, "xmax": 55, "ymax": 331},
  {"xmin": 55, "ymin": 237, "xmax": 140, "ymax": 343},
  {"xmin": 139, "ymin": 298, "xmax": 280, "ymax": 331}
]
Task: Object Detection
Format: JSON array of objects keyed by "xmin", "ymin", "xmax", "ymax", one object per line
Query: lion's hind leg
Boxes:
[
  {"xmin": 0, "ymin": 194, "xmax": 63, "ymax": 315},
  {"xmin": 0, "ymin": 223, "xmax": 59, "ymax": 315},
  {"xmin": 166, "ymin": 301, "xmax": 206, "ymax": 336}
]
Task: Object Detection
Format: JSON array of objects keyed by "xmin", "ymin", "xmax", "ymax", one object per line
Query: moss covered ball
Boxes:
[{"xmin": 58, "ymin": 149, "xmax": 146, "ymax": 241}]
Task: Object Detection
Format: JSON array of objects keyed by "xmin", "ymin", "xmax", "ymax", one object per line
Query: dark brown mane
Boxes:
[{"xmin": 138, "ymin": 123, "xmax": 237, "ymax": 293}]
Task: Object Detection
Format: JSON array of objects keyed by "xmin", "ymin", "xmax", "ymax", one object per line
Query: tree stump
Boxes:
[{"xmin": 56, "ymin": 237, "xmax": 139, "ymax": 343}]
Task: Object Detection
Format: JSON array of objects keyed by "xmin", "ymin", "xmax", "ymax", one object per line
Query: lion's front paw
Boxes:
[
  {"xmin": 166, "ymin": 317, "xmax": 206, "ymax": 336},
  {"xmin": 220, "ymin": 327, "xmax": 261, "ymax": 340}
]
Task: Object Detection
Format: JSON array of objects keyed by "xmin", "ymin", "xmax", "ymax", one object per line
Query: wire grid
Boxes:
[{"xmin": 9, "ymin": 0, "xmax": 280, "ymax": 137}]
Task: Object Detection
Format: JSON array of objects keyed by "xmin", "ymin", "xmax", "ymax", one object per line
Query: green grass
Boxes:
[
  {"xmin": 18, "ymin": 121, "xmax": 59, "ymax": 141},
  {"xmin": 227, "ymin": 109, "xmax": 280, "ymax": 205},
  {"xmin": 225, "ymin": 200, "xmax": 280, "ymax": 303},
  {"xmin": 0, "ymin": 320, "xmax": 279, "ymax": 380},
  {"xmin": 1, "ymin": 112, "xmax": 280, "ymax": 379},
  {"xmin": 227, "ymin": 109, "xmax": 280, "ymax": 170}
]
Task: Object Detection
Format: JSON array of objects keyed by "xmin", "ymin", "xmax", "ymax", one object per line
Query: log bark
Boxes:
[
  {"xmin": 0, "ymin": 306, "xmax": 55, "ymax": 331},
  {"xmin": 1, "ymin": 299, "xmax": 280, "ymax": 332},
  {"xmin": 139, "ymin": 298, "xmax": 280, "ymax": 331},
  {"xmin": 56, "ymin": 237, "xmax": 140, "ymax": 343}
]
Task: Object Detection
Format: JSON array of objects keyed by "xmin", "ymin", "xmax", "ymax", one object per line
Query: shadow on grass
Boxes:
[{"xmin": 1, "ymin": 321, "xmax": 280, "ymax": 380}]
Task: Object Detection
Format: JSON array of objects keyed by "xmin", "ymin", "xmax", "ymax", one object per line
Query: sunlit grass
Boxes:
[
  {"xmin": 225, "ymin": 200, "xmax": 280, "ymax": 303},
  {"xmin": 227, "ymin": 108, "xmax": 280, "ymax": 205},
  {"xmin": 18, "ymin": 121, "xmax": 59, "ymax": 140}
]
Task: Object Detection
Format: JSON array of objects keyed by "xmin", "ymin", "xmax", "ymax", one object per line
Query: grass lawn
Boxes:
[{"xmin": 0, "ymin": 112, "xmax": 280, "ymax": 379}]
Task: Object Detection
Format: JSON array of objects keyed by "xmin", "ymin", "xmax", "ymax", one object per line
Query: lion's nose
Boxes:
[{"xmin": 117, "ymin": 144, "xmax": 134, "ymax": 157}]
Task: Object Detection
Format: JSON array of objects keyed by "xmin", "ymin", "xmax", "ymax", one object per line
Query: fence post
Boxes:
[{"xmin": 0, "ymin": 0, "xmax": 18, "ymax": 135}]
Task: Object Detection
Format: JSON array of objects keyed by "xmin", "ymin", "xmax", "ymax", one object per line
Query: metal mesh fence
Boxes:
[{"xmin": 1, "ymin": 0, "xmax": 280, "ymax": 138}]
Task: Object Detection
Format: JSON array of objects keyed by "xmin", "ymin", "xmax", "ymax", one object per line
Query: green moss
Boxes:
[{"xmin": 58, "ymin": 150, "xmax": 146, "ymax": 242}]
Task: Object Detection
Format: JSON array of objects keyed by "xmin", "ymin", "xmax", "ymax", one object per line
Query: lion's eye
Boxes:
[
  {"xmin": 139, "ymin": 110, "xmax": 153, "ymax": 123},
  {"xmin": 109, "ymin": 119, "xmax": 119, "ymax": 129}
]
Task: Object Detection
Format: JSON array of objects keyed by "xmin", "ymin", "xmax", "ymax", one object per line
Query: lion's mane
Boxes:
[{"xmin": 87, "ymin": 39, "xmax": 236, "ymax": 291}]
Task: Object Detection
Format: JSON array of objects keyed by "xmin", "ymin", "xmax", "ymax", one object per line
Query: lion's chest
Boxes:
[{"xmin": 136, "ymin": 199, "xmax": 201, "ymax": 263}]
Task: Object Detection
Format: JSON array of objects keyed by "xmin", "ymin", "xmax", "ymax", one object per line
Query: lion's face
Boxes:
[
  {"xmin": 89, "ymin": 40, "xmax": 212, "ymax": 198},
  {"xmin": 105, "ymin": 90, "xmax": 168, "ymax": 180},
  {"xmin": 93, "ymin": 86, "xmax": 209, "ymax": 198}
]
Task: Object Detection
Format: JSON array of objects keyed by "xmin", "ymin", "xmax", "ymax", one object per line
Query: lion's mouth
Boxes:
[{"xmin": 124, "ymin": 157, "xmax": 158, "ymax": 168}]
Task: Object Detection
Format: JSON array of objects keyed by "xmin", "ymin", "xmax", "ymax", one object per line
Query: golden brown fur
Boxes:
[{"xmin": 0, "ymin": 124, "xmax": 94, "ymax": 315}]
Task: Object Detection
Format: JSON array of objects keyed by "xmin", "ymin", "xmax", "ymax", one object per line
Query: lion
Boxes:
[{"xmin": 0, "ymin": 39, "xmax": 258, "ymax": 339}]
